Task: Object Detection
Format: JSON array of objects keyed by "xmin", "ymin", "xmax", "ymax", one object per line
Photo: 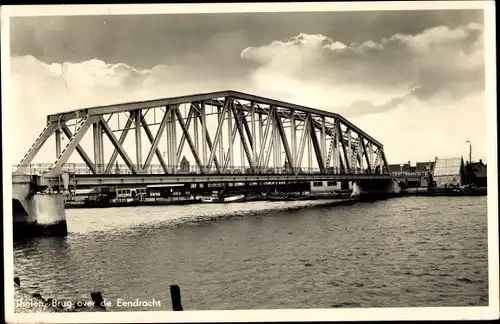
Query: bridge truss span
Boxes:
[{"xmin": 13, "ymin": 90, "xmax": 391, "ymax": 181}]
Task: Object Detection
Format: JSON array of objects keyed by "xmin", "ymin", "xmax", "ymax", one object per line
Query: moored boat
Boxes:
[{"xmin": 201, "ymin": 194, "xmax": 246, "ymax": 203}]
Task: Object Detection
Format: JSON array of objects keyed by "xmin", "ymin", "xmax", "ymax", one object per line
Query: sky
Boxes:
[{"xmin": 8, "ymin": 8, "xmax": 488, "ymax": 167}]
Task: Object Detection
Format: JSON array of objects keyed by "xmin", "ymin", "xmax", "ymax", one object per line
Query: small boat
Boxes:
[{"xmin": 201, "ymin": 194, "xmax": 246, "ymax": 203}]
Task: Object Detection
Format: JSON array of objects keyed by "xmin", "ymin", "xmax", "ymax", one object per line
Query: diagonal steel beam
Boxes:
[
  {"xmin": 233, "ymin": 101, "xmax": 254, "ymax": 151},
  {"xmin": 44, "ymin": 116, "xmax": 96, "ymax": 177},
  {"xmin": 143, "ymin": 106, "xmax": 173, "ymax": 172},
  {"xmin": 15, "ymin": 122, "xmax": 59, "ymax": 173},
  {"xmin": 139, "ymin": 112, "xmax": 168, "ymax": 173},
  {"xmin": 309, "ymin": 118, "xmax": 325, "ymax": 171},
  {"xmin": 359, "ymin": 135, "xmax": 372, "ymax": 173},
  {"xmin": 296, "ymin": 114, "xmax": 311, "ymax": 172},
  {"xmin": 174, "ymin": 109, "xmax": 203, "ymax": 168},
  {"xmin": 223, "ymin": 123, "xmax": 238, "ymax": 169},
  {"xmin": 265, "ymin": 134, "xmax": 274, "ymax": 168},
  {"xmin": 275, "ymin": 109, "xmax": 294, "ymax": 170},
  {"xmin": 257, "ymin": 114, "xmax": 273, "ymax": 166},
  {"xmin": 337, "ymin": 122, "xmax": 350, "ymax": 172},
  {"xmin": 231, "ymin": 99, "xmax": 254, "ymax": 168},
  {"xmin": 99, "ymin": 115, "xmax": 137, "ymax": 174},
  {"xmin": 176, "ymin": 105, "xmax": 196, "ymax": 164},
  {"xmin": 105, "ymin": 113, "xmax": 133, "ymax": 173},
  {"xmin": 381, "ymin": 148, "xmax": 391, "ymax": 175},
  {"xmin": 61, "ymin": 124, "xmax": 97, "ymax": 174},
  {"xmin": 206, "ymin": 99, "xmax": 228, "ymax": 169}
]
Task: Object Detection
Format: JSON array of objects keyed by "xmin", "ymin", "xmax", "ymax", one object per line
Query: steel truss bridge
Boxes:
[{"xmin": 13, "ymin": 90, "xmax": 392, "ymax": 188}]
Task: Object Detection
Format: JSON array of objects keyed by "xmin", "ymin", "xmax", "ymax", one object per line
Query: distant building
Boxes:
[
  {"xmin": 388, "ymin": 161, "xmax": 412, "ymax": 173},
  {"xmin": 432, "ymin": 157, "xmax": 466, "ymax": 187},
  {"xmin": 465, "ymin": 159, "xmax": 487, "ymax": 187},
  {"xmin": 180, "ymin": 156, "xmax": 190, "ymax": 173},
  {"xmin": 415, "ymin": 161, "xmax": 435, "ymax": 173}
]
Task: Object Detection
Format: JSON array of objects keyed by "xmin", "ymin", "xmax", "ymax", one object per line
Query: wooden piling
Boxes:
[
  {"xmin": 14, "ymin": 277, "xmax": 20, "ymax": 286},
  {"xmin": 169, "ymin": 285, "xmax": 183, "ymax": 311},
  {"xmin": 90, "ymin": 291, "xmax": 105, "ymax": 310},
  {"xmin": 32, "ymin": 293, "xmax": 42, "ymax": 298}
]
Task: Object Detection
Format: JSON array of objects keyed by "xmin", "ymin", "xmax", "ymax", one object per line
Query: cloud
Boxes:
[
  {"xmin": 8, "ymin": 20, "xmax": 488, "ymax": 166},
  {"xmin": 241, "ymin": 23, "xmax": 484, "ymax": 115}
]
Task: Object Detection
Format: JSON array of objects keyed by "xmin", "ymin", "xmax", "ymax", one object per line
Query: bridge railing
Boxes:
[
  {"xmin": 13, "ymin": 163, "xmax": 391, "ymax": 176},
  {"xmin": 392, "ymin": 171, "xmax": 428, "ymax": 177}
]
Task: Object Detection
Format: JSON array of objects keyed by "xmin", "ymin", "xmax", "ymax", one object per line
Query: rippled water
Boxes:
[{"xmin": 13, "ymin": 196, "xmax": 488, "ymax": 311}]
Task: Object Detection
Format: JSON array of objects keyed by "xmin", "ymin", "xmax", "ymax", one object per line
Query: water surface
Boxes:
[{"xmin": 14, "ymin": 196, "xmax": 488, "ymax": 311}]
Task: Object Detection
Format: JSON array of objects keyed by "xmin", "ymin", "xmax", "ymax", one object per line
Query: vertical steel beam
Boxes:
[
  {"xmin": 194, "ymin": 107, "xmax": 199, "ymax": 169},
  {"xmin": 55, "ymin": 128, "xmax": 62, "ymax": 159},
  {"xmin": 133, "ymin": 110, "xmax": 142, "ymax": 170},
  {"xmin": 321, "ymin": 116, "xmax": 326, "ymax": 167},
  {"xmin": 227, "ymin": 103, "xmax": 233, "ymax": 171},
  {"xmin": 171, "ymin": 108, "xmax": 177, "ymax": 174},
  {"xmin": 241, "ymin": 134, "xmax": 245, "ymax": 170},
  {"xmin": 98, "ymin": 126, "xmax": 104, "ymax": 172},
  {"xmin": 93, "ymin": 121, "xmax": 101, "ymax": 172},
  {"xmin": 165, "ymin": 113, "xmax": 171, "ymax": 167},
  {"xmin": 258, "ymin": 113, "xmax": 263, "ymax": 151},
  {"xmin": 200, "ymin": 102, "xmax": 207, "ymax": 169},
  {"xmin": 307, "ymin": 126, "xmax": 312, "ymax": 172},
  {"xmin": 334, "ymin": 121, "xmax": 339, "ymax": 170},
  {"xmin": 134, "ymin": 110, "xmax": 142, "ymax": 170},
  {"xmin": 347, "ymin": 128, "xmax": 352, "ymax": 171},
  {"xmin": 275, "ymin": 111, "xmax": 281, "ymax": 171},
  {"xmin": 218, "ymin": 105, "xmax": 224, "ymax": 166},
  {"xmin": 251, "ymin": 102, "xmax": 256, "ymax": 167},
  {"xmin": 290, "ymin": 109, "xmax": 296, "ymax": 168}
]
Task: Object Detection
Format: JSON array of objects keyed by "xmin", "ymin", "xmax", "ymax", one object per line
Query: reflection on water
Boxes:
[{"xmin": 14, "ymin": 197, "xmax": 488, "ymax": 311}]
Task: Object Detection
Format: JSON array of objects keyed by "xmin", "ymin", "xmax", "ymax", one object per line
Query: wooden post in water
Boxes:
[
  {"xmin": 169, "ymin": 285, "xmax": 183, "ymax": 311},
  {"xmin": 14, "ymin": 277, "xmax": 20, "ymax": 286},
  {"xmin": 91, "ymin": 291, "xmax": 106, "ymax": 310},
  {"xmin": 32, "ymin": 293, "xmax": 42, "ymax": 298}
]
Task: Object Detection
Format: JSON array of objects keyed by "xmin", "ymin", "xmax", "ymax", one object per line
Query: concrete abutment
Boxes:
[
  {"xmin": 351, "ymin": 179, "xmax": 401, "ymax": 200},
  {"xmin": 12, "ymin": 178, "xmax": 68, "ymax": 238}
]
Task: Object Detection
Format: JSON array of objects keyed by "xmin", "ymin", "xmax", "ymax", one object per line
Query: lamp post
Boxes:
[{"xmin": 465, "ymin": 141, "xmax": 472, "ymax": 164}]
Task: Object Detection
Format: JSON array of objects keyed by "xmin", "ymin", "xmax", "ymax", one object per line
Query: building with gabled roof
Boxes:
[{"xmin": 432, "ymin": 157, "xmax": 466, "ymax": 187}]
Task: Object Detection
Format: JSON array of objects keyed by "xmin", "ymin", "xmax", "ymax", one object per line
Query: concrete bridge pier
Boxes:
[
  {"xmin": 350, "ymin": 179, "xmax": 401, "ymax": 200},
  {"xmin": 12, "ymin": 175, "xmax": 68, "ymax": 238}
]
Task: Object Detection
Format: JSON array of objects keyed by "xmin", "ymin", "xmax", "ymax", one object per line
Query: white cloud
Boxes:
[
  {"xmin": 240, "ymin": 24, "xmax": 486, "ymax": 163},
  {"xmin": 8, "ymin": 21, "xmax": 488, "ymax": 167}
]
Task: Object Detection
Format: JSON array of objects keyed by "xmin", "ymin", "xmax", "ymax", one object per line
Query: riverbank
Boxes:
[
  {"xmin": 401, "ymin": 187, "xmax": 487, "ymax": 197},
  {"xmin": 65, "ymin": 193, "xmax": 354, "ymax": 209}
]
